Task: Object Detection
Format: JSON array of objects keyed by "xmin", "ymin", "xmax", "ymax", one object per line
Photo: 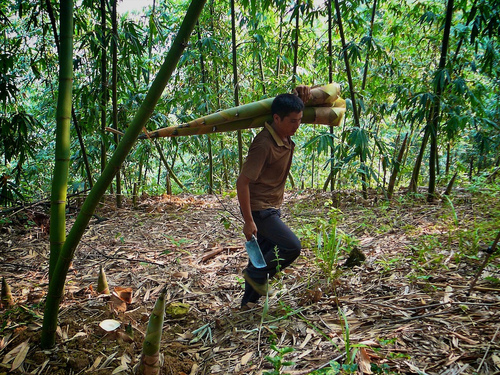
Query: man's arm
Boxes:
[
  {"xmin": 236, "ymin": 173, "xmax": 257, "ymax": 241},
  {"xmin": 294, "ymin": 85, "xmax": 313, "ymax": 103}
]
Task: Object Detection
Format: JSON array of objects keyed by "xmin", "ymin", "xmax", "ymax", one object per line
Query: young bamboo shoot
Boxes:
[
  {"xmin": 1, "ymin": 277, "xmax": 13, "ymax": 308},
  {"xmin": 97, "ymin": 265, "xmax": 110, "ymax": 294},
  {"xmin": 136, "ymin": 286, "xmax": 167, "ymax": 375}
]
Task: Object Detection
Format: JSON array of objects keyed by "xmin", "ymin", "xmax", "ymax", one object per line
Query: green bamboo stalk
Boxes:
[
  {"xmin": 40, "ymin": 0, "xmax": 207, "ymax": 349},
  {"xmin": 137, "ymin": 287, "xmax": 167, "ymax": 375},
  {"xmin": 48, "ymin": 0, "xmax": 73, "ymax": 281},
  {"xmin": 141, "ymin": 101, "xmax": 346, "ymax": 138}
]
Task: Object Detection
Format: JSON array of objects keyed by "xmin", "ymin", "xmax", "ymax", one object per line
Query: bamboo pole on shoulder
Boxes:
[
  {"xmin": 142, "ymin": 101, "xmax": 346, "ymax": 138},
  {"xmin": 138, "ymin": 83, "xmax": 342, "ymax": 139}
]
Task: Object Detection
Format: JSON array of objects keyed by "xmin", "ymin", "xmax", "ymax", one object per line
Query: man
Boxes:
[{"xmin": 236, "ymin": 86, "xmax": 311, "ymax": 310}]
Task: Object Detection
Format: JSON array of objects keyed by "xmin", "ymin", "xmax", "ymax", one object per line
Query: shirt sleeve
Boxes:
[{"xmin": 240, "ymin": 137, "xmax": 269, "ymax": 182}]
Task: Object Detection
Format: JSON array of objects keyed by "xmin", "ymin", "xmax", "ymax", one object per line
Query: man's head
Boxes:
[
  {"xmin": 271, "ymin": 94, "xmax": 304, "ymax": 138},
  {"xmin": 271, "ymin": 94, "xmax": 305, "ymax": 120}
]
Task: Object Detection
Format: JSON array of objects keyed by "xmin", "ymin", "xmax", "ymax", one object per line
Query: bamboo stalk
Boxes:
[
  {"xmin": 141, "ymin": 99, "xmax": 346, "ymax": 139},
  {"xmin": 41, "ymin": 0, "xmax": 207, "ymax": 349}
]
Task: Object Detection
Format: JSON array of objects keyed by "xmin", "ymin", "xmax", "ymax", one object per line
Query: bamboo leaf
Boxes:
[{"xmin": 10, "ymin": 340, "xmax": 30, "ymax": 371}]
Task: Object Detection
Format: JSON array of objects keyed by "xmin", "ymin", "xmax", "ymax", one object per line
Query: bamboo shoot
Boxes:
[{"xmin": 137, "ymin": 287, "xmax": 167, "ymax": 375}]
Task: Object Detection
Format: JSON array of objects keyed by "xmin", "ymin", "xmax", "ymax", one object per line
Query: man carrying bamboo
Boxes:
[{"xmin": 237, "ymin": 86, "xmax": 311, "ymax": 310}]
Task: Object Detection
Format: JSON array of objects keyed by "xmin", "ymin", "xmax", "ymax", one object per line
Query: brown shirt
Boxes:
[{"xmin": 240, "ymin": 123, "xmax": 295, "ymax": 211}]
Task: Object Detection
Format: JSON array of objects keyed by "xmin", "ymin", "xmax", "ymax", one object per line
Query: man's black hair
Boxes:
[{"xmin": 271, "ymin": 93, "xmax": 304, "ymax": 120}]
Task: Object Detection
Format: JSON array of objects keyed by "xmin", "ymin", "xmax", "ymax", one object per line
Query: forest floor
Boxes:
[{"xmin": 1, "ymin": 187, "xmax": 500, "ymax": 375}]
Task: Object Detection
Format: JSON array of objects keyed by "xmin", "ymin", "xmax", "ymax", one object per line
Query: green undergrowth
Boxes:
[{"xmin": 287, "ymin": 184, "xmax": 499, "ymax": 293}]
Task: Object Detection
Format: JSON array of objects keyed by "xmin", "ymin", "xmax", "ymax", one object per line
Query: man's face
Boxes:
[{"xmin": 274, "ymin": 111, "xmax": 303, "ymax": 138}]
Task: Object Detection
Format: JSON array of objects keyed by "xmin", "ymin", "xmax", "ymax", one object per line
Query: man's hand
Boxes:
[
  {"xmin": 237, "ymin": 173, "xmax": 258, "ymax": 241},
  {"xmin": 243, "ymin": 220, "xmax": 257, "ymax": 241},
  {"xmin": 294, "ymin": 85, "xmax": 312, "ymax": 103}
]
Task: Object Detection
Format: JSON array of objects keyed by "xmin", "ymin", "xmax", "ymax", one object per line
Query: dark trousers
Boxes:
[{"xmin": 241, "ymin": 208, "xmax": 301, "ymax": 305}]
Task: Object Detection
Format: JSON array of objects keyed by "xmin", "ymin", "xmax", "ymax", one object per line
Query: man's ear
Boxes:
[{"xmin": 272, "ymin": 113, "xmax": 281, "ymax": 123}]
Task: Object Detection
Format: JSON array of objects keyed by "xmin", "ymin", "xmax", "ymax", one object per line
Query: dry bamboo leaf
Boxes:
[
  {"xmin": 491, "ymin": 354, "xmax": 500, "ymax": 368},
  {"xmin": 241, "ymin": 352, "xmax": 253, "ymax": 365},
  {"xmin": 100, "ymin": 351, "xmax": 118, "ymax": 369},
  {"xmin": 0, "ymin": 332, "xmax": 12, "ymax": 351},
  {"xmin": 448, "ymin": 331, "xmax": 479, "ymax": 345},
  {"xmin": 173, "ymin": 271, "xmax": 189, "ymax": 279},
  {"xmin": 111, "ymin": 364, "xmax": 128, "ymax": 374},
  {"xmin": 88, "ymin": 355, "xmax": 104, "ymax": 372},
  {"xmin": 113, "ymin": 286, "xmax": 133, "ymax": 303},
  {"xmin": 443, "ymin": 286, "xmax": 453, "ymax": 304},
  {"xmin": 190, "ymin": 363, "xmax": 199, "ymax": 375},
  {"xmin": 143, "ymin": 288, "xmax": 151, "ymax": 302},
  {"xmin": 356, "ymin": 348, "xmax": 372, "ymax": 374},
  {"xmin": 109, "ymin": 294, "xmax": 127, "ymax": 312},
  {"xmin": 65, "ymin": 332, "xmax": 87, "ymax": 342},
  {"xmin": 11, "ymin": 340, "xmax": 29, "ymax": 371},
  {"xmin": 36, "ymin": 359, "xmax": 49, "ymax": 374},
  {"xmin": 2, "ymin": 339, "xmax": 29, "ymax": 364},
  {"xmin": 359, "ymin": 339, "xmax": 380, "ymax": 347},
  {"xmin": 299, "ymin": 334, "xmax": 312, "ymax": 349}
]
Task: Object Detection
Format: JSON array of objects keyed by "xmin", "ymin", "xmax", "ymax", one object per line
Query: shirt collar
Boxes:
[{"xmin": 264, "ymin": 122, "xmax": 285, "ymax": 147}]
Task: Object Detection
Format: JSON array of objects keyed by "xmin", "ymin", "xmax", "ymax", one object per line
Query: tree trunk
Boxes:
[
  {"xmin": 451, "ymin": 0, "xmax": 478, "ymax": 66},
  {"xmin": 469, "ymin": 156, "xmax": 474, "ymax": 180},
  {"xmin": 154, "ymin": 140, "xmax": 186, "ymax": 191},
  {"xmin": 408, "ymin": 126, "xmax": 430, "ymax": 194},
  {"xmin": 292, "ymin": 0, "xmax": 300, "ymax": 86},
  {"xmin": 446, "ymin": 141, "xmax": 451, "ymax": 175},
  {"xmin": 311, "ymin": 151, "xmax": 315, "ymax": 188},
  {"xmin": 444, "ymin": 171, "xmax": 458, "ymax": 196},
  {"xmin": 112, "ymin": 0, "xmax": 122, "ymax": 208},
  {"xmin": 72, "ymin": 108, "xmax": 94, "ymax": 188},
  {"xmin": 334, "ymin": 0, "xmax": 365, "ymax": 198},
  {"xmin": 44, "ymin": 0, "xmax": 93, "ymax": 190},
  {"xmin": 208, "ymin": 136, "xmax": 213, "ymax": 193},
  {"xmin": 276, "ymin": 14, "xmax": 283, "ymax": 77},
  {"xmin": 328, "ymin": 0, "xmax": 334, "ymax": 191},
  {"xmin": 387, "ymin": 133, "xmax": 408, "ymax": 200},
  {"xmin": 100, "ymin": 0, "xmax": 108, "ymax": 173},
  {"xmin": 427, "ymin": 0, "xmax": 454, "ymax": 202},
  {"xmin": 133, "ymin": 160, "xmax": 143, "ymax": 208},
  {"xmin": 41, "ymin": 0, "xmax": 207, "ymax": 349},
  {"xmin": 230, "ymin": 0, "xmax": 242, "ymax": 170},
  {"xmin": 48, "ymin": 0, "xmax": 73, "ymax": 280},
  {"xmin": 361, "ymin": 0, "xmax": 377, "ymax": 92},
  {"xmin": 197, "ymin": 22, "xmax": 213, "ymax": 194}
]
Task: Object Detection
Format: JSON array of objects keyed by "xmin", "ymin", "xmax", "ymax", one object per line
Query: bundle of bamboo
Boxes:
[{"xmin": 138, "ymin": 83, "xmax": 345, "ymax": 139}]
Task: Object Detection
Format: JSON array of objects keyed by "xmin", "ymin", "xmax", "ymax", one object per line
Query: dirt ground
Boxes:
[{"xmin": 1, "ymin": 188, "xmax": 499, "ymax": 374}]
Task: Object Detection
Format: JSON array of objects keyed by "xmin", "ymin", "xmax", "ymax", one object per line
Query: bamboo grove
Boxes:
[
  {"xmin": 1, "ymin": 0, "xmax": 499, "ymax": 206},
  {"xmin": 0, "ymin": 0, "xmax": 499, "ymax": 353}
]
